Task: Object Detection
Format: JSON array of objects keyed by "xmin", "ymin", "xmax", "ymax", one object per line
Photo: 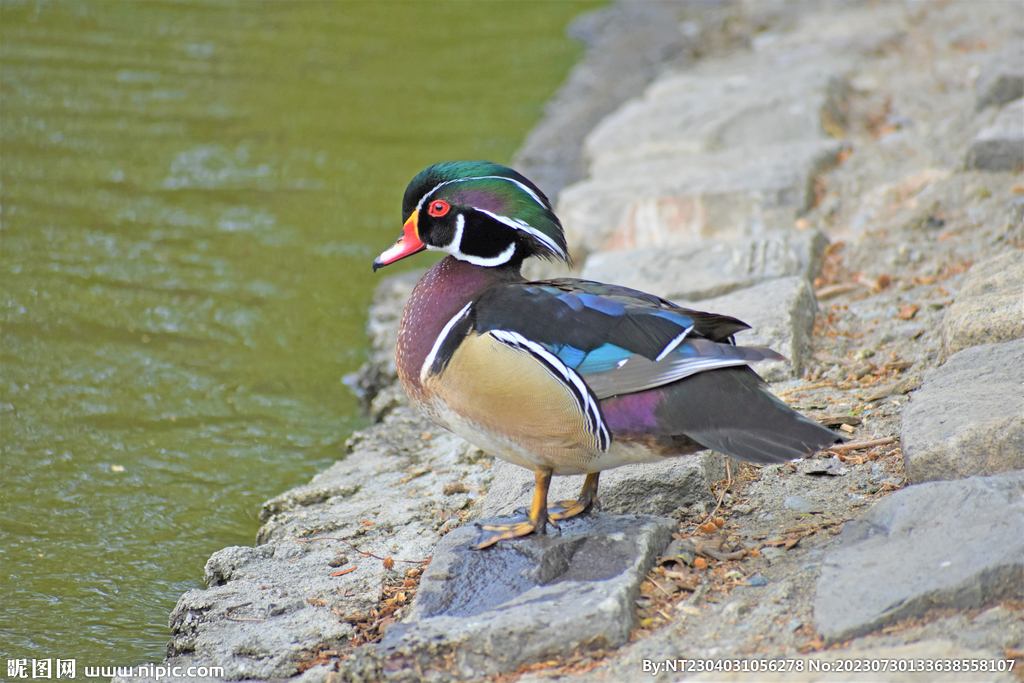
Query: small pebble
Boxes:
[
  {"xmin": 662, "ymin": 538, "xmax": 697, "ymax": 566},
  {"xmin": 783, "ymin": 495, "xmax": 821, "ymax": 513},
  {"xmin": 788, "ymin": 619, "xmax": 804, "ymax": 632},
  {"xmin": 733, "ymin": 504, "xmax": 754, "ymax": 515},
  {"xmin": 746, "ymin": 573, "xmax": 771, "ymax": 587},
  {"xmin": 328, "ymin": 555, "xmax": 348, "ymax": 568}
]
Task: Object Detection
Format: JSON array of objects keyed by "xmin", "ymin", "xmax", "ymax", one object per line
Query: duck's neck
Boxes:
[{"xmin": 396, "ymin": 256, "xmax": 522, "ymax": 402}]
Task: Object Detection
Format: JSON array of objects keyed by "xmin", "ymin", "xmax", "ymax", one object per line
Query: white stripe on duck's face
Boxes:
[
  {"xmin": 442, "ymin": 213, "xmax": 517, "ymax": 267},
  {"xmin": 420, "ymin": 210, "xmax": 519, "ymax": 267},
  {"xmin": 421, "ymin": 327, "xmax": 609, "ymax": 474}
]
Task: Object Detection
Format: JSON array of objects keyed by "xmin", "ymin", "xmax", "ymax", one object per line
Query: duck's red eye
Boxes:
[{"xmin": 427, "ymin": 200, "xmax": 450, "ymax": 217}]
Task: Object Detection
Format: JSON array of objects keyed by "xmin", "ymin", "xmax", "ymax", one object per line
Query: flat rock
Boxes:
[
  {"xmin": 691, "ymin": 276, "xmax": 819, "ymax": 381},
  {"xmin": 167, "ymin": 545, "xmax": 356, "ymax": 681},
  {"xmin": 554, "ymin": 3, "xmax": 908, "ymax": 257},
  {"xmin": 813, "ymin": 470, "xmax": 1024, "ymax": 644},
  {"xmin": 966, "ymin": 99, "xmax": 1024, "ymax": 171},
  {"xmin": 580, "ymin": 230, "xmax": 828, "ymax": 303},
  {"xmin": 583, "ymin": 58, "xmax": 847, "ymax": 170},
  {"xmin": 941, "ymin": 250, "xmax": 1024, "ymax": 355},
  {"xmin": 159, "ymin": 406, "xmax": 493, "ymax": 680},
  {"xmin": 559, "ymin": 141, "xmax": 841, "ymax": 257},
  {"xmin": 479, "ymin": 450, "xmax": 725, "ymax": 522},
  {"xmin": 377, "ymin": 513, "xmax": 675, "ymax": 680},
  {"xmin": 901, "ymin": 339, "xmax": 1024, "ymax": 483},
  {"xmin": 975, "ymin": 36, "xmax": 1024, "ymax": 110},
  {"xmin": 512, "ymin": 2, "xmax": 693, "ymax": 199}
]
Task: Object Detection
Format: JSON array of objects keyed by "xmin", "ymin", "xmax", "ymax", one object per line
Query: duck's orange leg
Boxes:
[{"xmin": 472, "ymin": 468, "xmax": 552, "ymax": 550}]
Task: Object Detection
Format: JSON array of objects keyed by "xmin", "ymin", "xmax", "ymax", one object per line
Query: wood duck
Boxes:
[{"xmin": 373, "ymin": 161, "xmax": 840, "ymax": 549}]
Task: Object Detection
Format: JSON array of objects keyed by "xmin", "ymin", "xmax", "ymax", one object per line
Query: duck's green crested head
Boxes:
[{"xmin": 374, "ymin": 161, "xmax": 570, "ymax": 271}]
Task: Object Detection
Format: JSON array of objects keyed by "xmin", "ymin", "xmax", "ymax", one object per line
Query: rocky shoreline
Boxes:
[{"xmin": 120, "ymin": 2, "xmax": 1023, "ymax": 682}]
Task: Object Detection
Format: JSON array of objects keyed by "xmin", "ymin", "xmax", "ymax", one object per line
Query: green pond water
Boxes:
[{"xmin": 0, "ymin": 0, "xmax": 597, "ymax": 664}]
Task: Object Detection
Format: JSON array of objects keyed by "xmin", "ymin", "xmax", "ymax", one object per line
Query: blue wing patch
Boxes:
[{"xmin": 545, "ymin": 342, "xmax": 633, "ymax": 374}]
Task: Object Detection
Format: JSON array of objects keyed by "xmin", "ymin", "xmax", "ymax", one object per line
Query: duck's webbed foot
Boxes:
[
  {"xmin": 548, "ymin": 472, "xmax": 600, "ymax": 521},
  {"xmin": 472, "ymin": 513, "xmax": 549, "ymax": 549},
  {"xmin": 471, "ymin": 468, "xmax": 554, "ymax": 550}
]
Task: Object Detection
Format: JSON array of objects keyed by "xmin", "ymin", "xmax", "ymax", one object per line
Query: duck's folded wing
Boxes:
[
  {"xmin": 538, "ymin": 278, "xmax": 752, "ymax": 343},
  {"xmin": 472, "ymin": 280, "xmax": 784, "ymax": 400},
  {"xmin": 581, "ymin": 339, "xmax": 783, "ymax": 399}
]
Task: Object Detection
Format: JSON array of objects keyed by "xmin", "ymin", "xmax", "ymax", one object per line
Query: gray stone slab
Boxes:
[
  {"xmin": 552, "ymin": 6, "xmax": 910, "ymax": 258},
  {"xmin": 691, "ymin": 276, "xmax": 819, "ymax": 381},
  {"xmin": 975, "ymin": 37, "xmax": 1024, "ymax": 110},
  {"xmin": 901, "ymin": 339, "xmax": 1024, "ymax": 483},
  {"xmin": 377, "ymin": 513, "xmax": 675, "ymax": 680},
  {"xmin": 813, "ymin": 471, "xmax": 1024, "ymax": 644},
  {"xmin": 167, "ymin": 545, "xmax": 355, "ymax": 681},
  {"xmin": 941, "ymin": 250, "xmax": 1024, "ymax": 355},
  {"xmin": 559, "ymin": 142, "xmax": 840, "ymax": 258},
  {"xmin": 159, "ymin": 406, "xmax": 493, "ymax": 680},
  {"xmin": 966, "ymin": 99, "xmax": 1024, "ymax": 171},
  {"xmin": 478, "ymin": 450, "xmax": 725, "ymax": 522},
  {"xmin": 512, "ymin": 2, "xmax": 694, "ymax": 200},
  {"xmin": 580, "ymin": 230, "xmax": 828, "ymax": 303},
  {"xmin": 583, "ymin": 55, "xmax": 850, "ymax": 168}
]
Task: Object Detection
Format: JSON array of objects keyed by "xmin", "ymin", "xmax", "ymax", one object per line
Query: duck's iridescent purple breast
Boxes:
[{"xmin": 395, "ymin": 256, "xmax": 521, "ymax": 403}]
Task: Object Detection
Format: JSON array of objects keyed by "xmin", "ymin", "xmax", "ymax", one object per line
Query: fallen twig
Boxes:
[
  {"xmin": 295, "ymin": 536, "xmax": 428, "ymax": 564},
  {"xmin": 700, "ymin": 459, "xmax": 732, "ymax": 527},
  {"xmin": 828, "ymin": 436, "xmax": 896, "ymax": 452},
  {"xmin": 775, "ymin": 381, "xmax": 836, "ymax": 398},
  {"xmin": 815, "ymin": 283, "xmax": 862, "ymax": 300},
  {"xmin": 331, "ymin": 566, "xmax": 358, "ymax": 577},
  {"xmin": 225, "ymin": 602, "xmax": 265, "ymax": 623}
]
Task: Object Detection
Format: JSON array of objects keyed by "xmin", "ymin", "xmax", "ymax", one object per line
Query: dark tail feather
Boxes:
[{"xmin": 655, "ymin": 366, "xmax": 841, "ymax": 464}]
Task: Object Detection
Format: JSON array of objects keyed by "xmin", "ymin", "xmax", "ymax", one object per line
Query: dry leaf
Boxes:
[
  {"xmin": 815, "ymin": 283, "xmax": 861, "ymax": 300},
  {"xmin": 895, "ymin": 304, "xmax": 919, "ymax": 320}
]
